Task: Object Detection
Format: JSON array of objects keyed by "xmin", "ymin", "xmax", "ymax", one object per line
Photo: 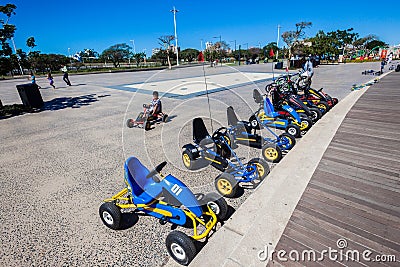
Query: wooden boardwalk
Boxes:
[{"xmin": 269, "ymin": 72, "xmax": 400, "ymax": 267}]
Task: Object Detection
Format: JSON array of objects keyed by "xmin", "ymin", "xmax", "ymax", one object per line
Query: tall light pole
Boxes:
[
  {"xmin": 276, "ymin": 25, "xmax": 281, "ymax": 60},
  {"xmin": 170, "ymin": 7, "xmax": 179, "ymax": 66},
  {"xmin": 130, "ymin": 40, "xmax": 136, "ymax": 54},
  {"xmin": 230, "ymin": 40, "xmax": 237, "ymax": 51},
  {"xmin": 213, "ymin": 35, "xmax": 222, "ymax": 66}
]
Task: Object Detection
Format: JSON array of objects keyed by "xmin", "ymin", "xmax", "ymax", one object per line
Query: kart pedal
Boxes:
[
  {"xmin": 231, "ymin": 157, "xmax": 245, "ymax": 162},
  {"xmin": 159, "ymin": 217, "xmax": 168, "ymax": 225}
]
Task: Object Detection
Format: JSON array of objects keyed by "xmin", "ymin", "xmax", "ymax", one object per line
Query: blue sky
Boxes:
[{"xmin": 6, "ymin": 0, "xmax": 400, "ymax": 55}]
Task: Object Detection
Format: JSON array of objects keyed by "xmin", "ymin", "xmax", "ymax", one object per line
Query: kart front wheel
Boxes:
[
  {"xmin": 262, "ymin": 143, "xmax": 282, "ymax": 163},
  {"xmin": 215, "ymin": 173, "xmax": 238, "ymax": 198},
  {"xmin": 126, "ymin": 119, "xmax": 135, "ymax": 128},
  {"xmin": 285, "ymin": 124, "xmax": 301, "ymax": 138},
  {"xmin": 309, "ymin": 108, "xmax": 322, "ymax": 122},
  {"xmin": 317, "ymin": 101, "xmax": 330, "ymax": 112},
  {"xmin": 279, "ymin": 133, "xmax": 296, "ymax": 150},
  {"xmin": 182, "ymin": 150, "xmax": 195, "ymax": 170},
  {"xmin": 202, "ymin": 192, "xmax": 229, "ymax": 221},
  {"xmin": 166, "ymin": 231, "xmax": 197, "ymax": 266},
  {"xmin": 144, "ymin": 120, "xmax": 151, "ymax": 131},
  {"xmin": 248, "ymin": 158, "xmax": 270, "ymax": 180},
  {"xmin": 162, "ymin": 114, "xmax": 169, "ymax": 123},
  {"xmin": 99, "ymin": 202, "xmax": 122, "ymax": 230},
  {"xmin": 299, "ymin": 115, "xmax": 312, "ymax": 131}
]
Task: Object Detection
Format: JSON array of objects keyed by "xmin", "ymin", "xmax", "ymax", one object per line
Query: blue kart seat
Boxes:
[
  {"xmin": 264, "ymin": 98, "xmax": 281, "ymax": 118},
  {"xmin": 124, "ymin": 157, "xmax": 163, "ymax": 205}
]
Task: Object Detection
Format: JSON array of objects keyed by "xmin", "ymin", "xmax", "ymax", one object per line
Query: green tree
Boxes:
[
  {"xmin": 158, "ymin": 35, "xmax": 175, "ymax": 69},
  {"xmin": 26, "ymin": 37, "xmax": 36, "ymax": 52},
  {"xmin": 263, "ymin": 42, "xmax": 279, "ymax": 59},
  {"xmin": 132, "ymin": 52, "xmax": 145, "ymax": 67},
  {"xmin": 282, "ymin": 21, "xmax": 312, "ymax": 64},
  {"xmin": 327, "ymin": 28, "xmax": 359, "ymax": 55},
  {"xmin": 180, "ymin": 48, "xmax": 199, "ymax": 62},
  {"xmin": 101, "ymin": 43, "xmax": 131, "ymax": 68},
  {"xmin": 305, "ymin": 30, "xmax": 339, "ymax": 56},
  {"xmin": 365, "ymin": 39, "xmax": 387, "ymax": 50},
  {"xmin": 0, "ymin": 3, "xmax": 17, "ymax": 76}
]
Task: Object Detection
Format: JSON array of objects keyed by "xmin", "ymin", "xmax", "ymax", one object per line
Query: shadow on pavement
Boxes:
[{"xmin": 0, "ymin": 94, "xmax": 110, "ymax": 120}]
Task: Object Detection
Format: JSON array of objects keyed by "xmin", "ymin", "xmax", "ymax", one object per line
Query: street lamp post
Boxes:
[
  {"xmin": 213, "ymin": 35, "xmax": 222, "ymax": 66},
  {"xmin": 170, "ymin": 7, "xmax": 180, "ymax": 66},
  {"xmin": 276, "ymin": 25, "xmax": 281, "ymax": 60},
  {"xmin": 130, "ymin": 40, "xmax": 136, "ymax": 54}
]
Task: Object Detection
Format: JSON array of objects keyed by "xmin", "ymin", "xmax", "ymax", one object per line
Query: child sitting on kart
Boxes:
[{"xmin": 148, "ymin": 91, "xmax": 161, "ymax": 117}]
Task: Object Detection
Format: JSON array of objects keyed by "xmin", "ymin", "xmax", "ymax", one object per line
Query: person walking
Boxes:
[
  {"xmin": 303, "ymin": 56, "xmax": 314, "ymax": 83},
  {"xmin": 61, "ymin": 65, "xmax": 72, "ymax": 86},
  {"xmin": 29, "ymin": 71, "xmax": 41, "ymax": 89},
  {"xmin": 380, "ymin": 59, "xmax": 386, "ymax": 74},
  {"xmin": 47, "ymin": 72, "xmax": 56, "ymax": 89}
]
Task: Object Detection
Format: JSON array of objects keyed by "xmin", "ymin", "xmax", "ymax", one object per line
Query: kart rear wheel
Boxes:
[
  {"xmin": 285, "ymin": 124, "xmax": 301, "ymax": 138},
  {"xmin": 99, "ymin": 202, "xmax": 121, "ymax": 230},
  {"xmin": 144, "ymin": 120, "xmax": 151, "ymax": 131},
  {"xmin": 182, "ymin": 150, "xmax": 195, "ymax": 170},
  {"xmin": 309, "ymin": 108, "xmax": 322, "ymax": 122},
  {"xmin": 162, "ymin": 114, "xmax": 169, "ymax": 122},
  {"xmin": 166, "ymin": 231, "xmax": 197, "ymax": 266},
  {"xmin": 248, "ymin": 158, "xmax": 270, "ymax": 180},
  {"xmin": 262, "ymin": 143, "xmax": 282, "ymax": 163},
  {"xmin": 317, "ymin": 101, "xmax": 330, "ymax": 112},
  {"xmin": 215, "ymin": 173, "xmax": 238, "ymax": 198},
  {"xmin": 279, "ymin": 133, "xmax": 296, "ymax": 150},
  {"xmin": 299, "ymin": 116, "xmax": 312, "ymax": 131},
  {"xmin": 126, "ymin": 119, "xmax": 135, "ymax": 128},
  {"xmin": 202, "ymin": 192, "xmax": 229, "ymax": 221}
]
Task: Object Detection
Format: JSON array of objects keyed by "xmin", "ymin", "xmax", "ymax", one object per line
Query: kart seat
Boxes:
[
  {"xmin": 264, "ymin": 98, "xmax": 281, "ymax": 118},
  {"xmin": 227, "ymin": 106, "xmax": 252, "ymax": 133},
  {"xmin": 124, "ymin": 157, "xmax": 163, "ymax": 205},
  {"xmin": 193, "ymin": 118, "xmax": 211, "ymax": 144},
  {"xmin": 253, "ymin": 89, "xmax": 264, "ymax": 104}
]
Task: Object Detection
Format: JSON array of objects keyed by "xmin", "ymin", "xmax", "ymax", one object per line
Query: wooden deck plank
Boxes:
[{"xmin": 272, "ymin": 72, "xmax": 400, "ymax": 266}]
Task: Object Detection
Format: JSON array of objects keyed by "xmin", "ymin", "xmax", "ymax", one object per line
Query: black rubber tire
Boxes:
[
  {"xmin": 285, "ymin": 124, "xmax": 301, "ymax": 138},
  {"xmin": 144, "ymin": 120, "xmax": 151, "ymax": 131},
  {"xmin": 99, "ymin": 202, "xmax": 122, "ymax": 230},
  {"xmin": 299, "ymin": 115, "xmax": 312, "ymax": 131},
  {"xmin": 162, "ymin": 114, "xmax": 168, "ymax": 123},
  {"xmin": 202, "ymin": 192, "xmax": 229, "ymax": 221},
  {"xmin": 317, "ymin": 101, "xmax": 330, "ymax": 112},
  {"xmin": 166, "ymin": 231, "xmax": 197, "ymax": 266},
  {"xmin": 126, "ymin": 119, "xmax": 134, "ymax": 128},
  {"xmin": 278, "ymin": 133, "xmax": 296, "ymax": 150},
  {"xmin": 214, "ymin": 173, "xmax": 238, "ymax": 198},
  {"xmin": 182, "ymin": 149, "xmax": 195, "ymax": 170},
  {"xmin": 332, "ymin": 98, "xmax": 339, "ymax": 105},
  {"xmin": 248, "ymin": 158, "xmax": 270, "ymax": 180},
  {"xmin": 261, "ymin": 143, "xmax": 283, "ymax": 163},
  {"xmin": 309, "ymin": 108, "xmax": 322, "ymax": 122}
]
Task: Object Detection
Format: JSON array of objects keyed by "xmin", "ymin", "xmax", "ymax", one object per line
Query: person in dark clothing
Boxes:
[
  {"xmin": 380, "ymin": 59, "xmax": 386, "ymax": 74},
  {"xmin": 61, "ymin": 65, "xmax": 72, "ymax": 86}
]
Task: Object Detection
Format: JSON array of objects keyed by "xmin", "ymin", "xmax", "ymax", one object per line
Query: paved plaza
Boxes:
[{"xmin": 0, "ymin": 62, "xmax": 387, "ymax": 266}]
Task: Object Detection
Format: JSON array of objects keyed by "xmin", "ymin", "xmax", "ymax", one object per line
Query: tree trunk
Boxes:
[{"xmin": 167, "ymin": 55, "xmax": 171, "ymax": 69}]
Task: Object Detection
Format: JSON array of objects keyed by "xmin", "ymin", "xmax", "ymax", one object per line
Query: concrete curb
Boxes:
[{"xmin": 164, "ymin": 72, "xmax": 393, "ymax": 267}]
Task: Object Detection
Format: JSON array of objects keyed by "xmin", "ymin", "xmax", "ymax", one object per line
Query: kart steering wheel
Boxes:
[
  {"xmin": 212, "ymin": 127, "xmax": 228, "ymax": 140},
  {"xmin": 146, "ymin": 161, "xmax": 167, "ymax": 182}
]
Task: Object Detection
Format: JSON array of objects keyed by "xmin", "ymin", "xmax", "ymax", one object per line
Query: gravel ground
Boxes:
[{"xmin": 0, "ymin": 62, "xmax": 384, "ymax": 266}]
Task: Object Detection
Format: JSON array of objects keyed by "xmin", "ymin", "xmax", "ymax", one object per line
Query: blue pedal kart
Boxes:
[
  {"xmin": 99, "ymin": 156, "xmax": 228, "ymax": 265},
  {"xmin": 225, "ymin": 106, "xmax": 296, "ymax": 163},
  {"xmin": 182, "ymin": 118, "xmax": 270, "ymax": 198},
  {"xmin": 249, "ymin": 89, "xmax": 304, "ymax": 138}
]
